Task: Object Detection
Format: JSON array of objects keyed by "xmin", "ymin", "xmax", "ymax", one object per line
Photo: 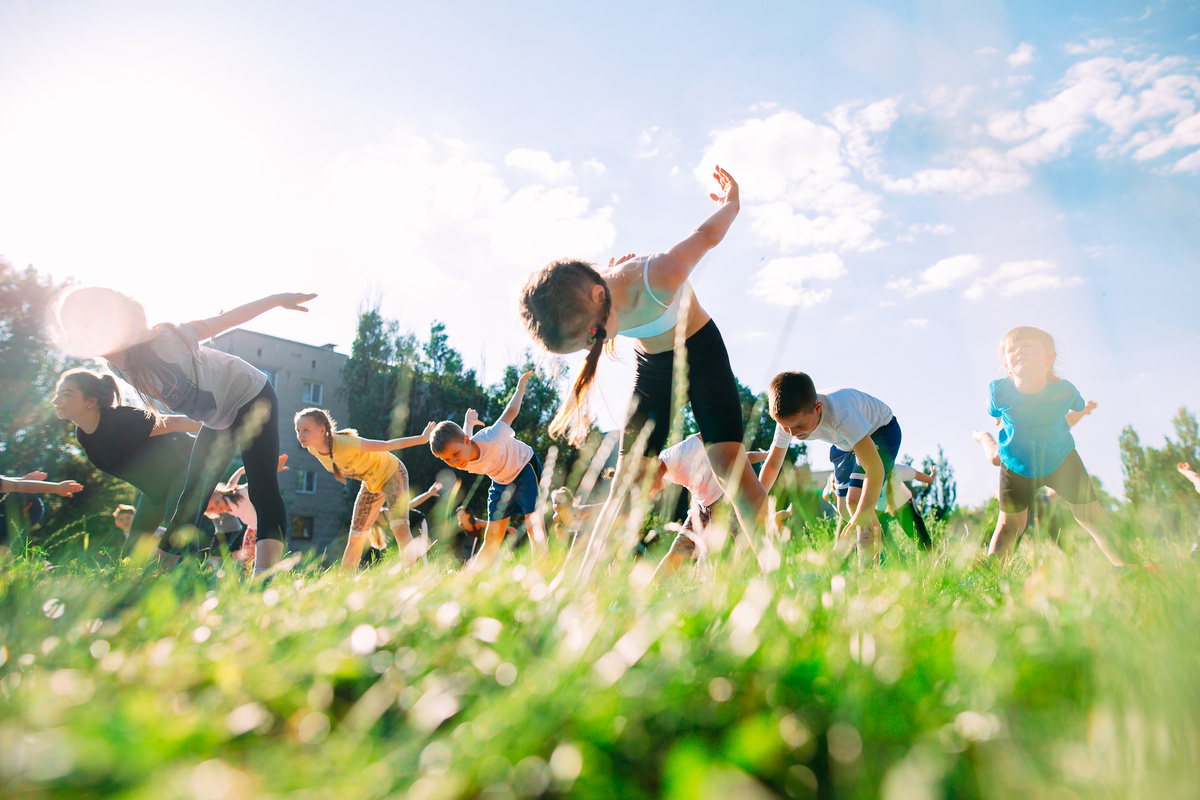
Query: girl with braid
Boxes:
[
  {"xmin": 518, "ymin": 166, "xmax": 770, "ymax": 561},
  {"xmin": 293, "ymin": 408, "xmax": 434, "ymax": 572}
]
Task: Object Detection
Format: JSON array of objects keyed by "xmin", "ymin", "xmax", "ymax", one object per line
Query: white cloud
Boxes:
[
  {"xmin": 636, "ymin": 126, "xmax": 678, "ymax": 159},
  {"xmin": 1065, "ymin": 38, "xmax": 1115, "ymax": 55},
  {"xmin": 1007, "ymin": 43, "xmax": 1036, "ymax": 68},
  {"xmin": 962, "ymin": 259, "xmax": 1082, "ymax": 300},
  {"xmin": 975, "ymin": 46, "xmax": 999, "ymax": 57},
  {"xmin": 698, "ymin": 111, "xmax": 885, "ymax": 253},
  {"xmin": 896, "ymin": 222, "xmax": 954, "ymax": 243},
  {"xmin": 887, "ymin": 254, "xmax": 981, "ymax": 297},
  {"xmin": 1173, "ymin": 148, "xmax": 1200, "ymax": 173},
  {"xmin": 902, "ymin": 318, "xmax": 928, "ymax": 329},
  {"xmin": 505, "ymin": 148, "xmax": 574, "ymax": 183},
  {"xmin": 582, "ymin": 157, "xmax": 606, "ymax": 176},
  {"xmin": 749, "ymin": 253, "xmax": 846, "ymax": 307}
]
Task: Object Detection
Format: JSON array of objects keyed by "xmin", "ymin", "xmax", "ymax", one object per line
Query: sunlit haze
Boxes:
[{"xmin": 2, "ymin": 0, "xmax": 1197, "ymax": 503}]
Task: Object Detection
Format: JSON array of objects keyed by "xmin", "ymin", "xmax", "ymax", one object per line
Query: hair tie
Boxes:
[{"xmin": 587, "ymin": 326, "xmax": 599, "ymax": 346}]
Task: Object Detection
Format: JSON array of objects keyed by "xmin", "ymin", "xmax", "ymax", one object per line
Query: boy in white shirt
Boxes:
[
  {"xmin": 429, "ymin": 371, "xmax": 548, "ymax": 570},
  {"xmin": 759, "ymin": 371, "xmax": 902, "ymax": 563}
]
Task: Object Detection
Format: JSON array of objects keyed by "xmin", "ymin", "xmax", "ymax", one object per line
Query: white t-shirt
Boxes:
[
  {"xmin": 771, "ymin": 388, "xmax": 894, "ymax": 452},
  {"xmin": 224, "ymin": 488, "xmax": 257, "ymax": 530},
  {"xmin": 660, "ymin": 434, "xmax": 724, "ymax": 508},
  {"xmin": 464, "ymin": 421, "xmax": 533, "ymax": 485}
]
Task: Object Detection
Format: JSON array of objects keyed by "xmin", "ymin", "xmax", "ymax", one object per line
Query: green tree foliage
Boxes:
[
  {"xmin": 0, "ymin": 258, "xmax": 133, "ymax": 552},
  {"xmin": 1118, "ymin": 407, "xmax": 1199, "ymax": 532},
  {"xmin": 911, "ymin": 445, "xmax": 957, "ymax": 521}
]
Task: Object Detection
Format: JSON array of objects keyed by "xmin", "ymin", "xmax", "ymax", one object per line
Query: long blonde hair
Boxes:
[
  {"xmin": 518, "ymin": 259, "xmax": 610, "ymax": 446},
  {"xmin": 1000, "ymin": 326, "xmax": 1061, "ymax": 381}
]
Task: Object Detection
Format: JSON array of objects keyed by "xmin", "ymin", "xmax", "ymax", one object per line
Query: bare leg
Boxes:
[
  {"xmin": 987, "ymin": 508, "xmax": 1029, "ymax": 559},
  {"xmin": 466, "ymin": 519, "xmax": 510, "ymax": 575},
  {"xmin": 340, "ymin": 531, "xmax": 370, "ymax": 573},
  {"xmin": 841, "ymin": 486, "xmax": 880, "ymax": 565},
  {"xmin": 705, "ymin": 441, "xmax": 768, "ymax": 539},
  {"xmin": 973, "ymin": 430, "xmax": 1002, "ymax": 467},
  {"xmin": 1067, "ymin": 500, "xmax": 1126, "ymax": 566},
  {"xmin": 254, "ymin": 538, "xmax": 284, "ymax": 575},
  {"xmin": 525, "ymin": 512, "xmax": 549, "ymax": 554}
]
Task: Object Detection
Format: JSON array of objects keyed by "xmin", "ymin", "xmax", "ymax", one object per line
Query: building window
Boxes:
[
  {"xmin": 302, "ymin": 380, "xmax": 323, "ymax": 405},
  {"xmin": 290, "ymin": 516, "xmax": 314, "ymax": 540},
  {"xmin": 262, "ymin": 368, "xmax": 279, "ymax": 387},
  {"xmin": 296, "ymin": 470, "xmax": 317, "ymax": 494}
]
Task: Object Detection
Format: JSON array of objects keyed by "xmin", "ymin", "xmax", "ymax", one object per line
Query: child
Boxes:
[
  {"xmin": 53, "ymin": 368, "xmax": 201, "ymax": 552},
  {"xmin": 204, "ymin": 460, "xmax": 289, "ymax": 569},
  {"xmin": 429, "ymin": 370, "xmax": 547, "ymax": 570},
  {"xmin": 981, "ymin": 326, "xmax": 1124, "ymax": 565},
  {"xmin": 648, "ymin": 433, "xmax": 775, "ymax": 579},
  {"xmin": 518, "ymin": 166, "xmax": 768, "ymax": 560},
  {"xmin": 759, "ymin": 371, "xmax": 902, "ymax": 564},
  {"xmin": 360, "ymin": 481, "xmax": 442, "ymax": 567},
  {"xmin": 294, "ymin": 408, "xmax": 434, "ymax": 573},
  {"xmin": 55, "ymin": 287, "xmax": 315, "ymax": 575}
]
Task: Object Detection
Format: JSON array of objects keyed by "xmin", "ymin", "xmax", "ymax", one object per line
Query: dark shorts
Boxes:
[
  {"xmin": 829, "ymin": 417, "xmax": 902, "ymax": 497},
  {"xmin": 999, "ymin": 449, "xmax": 1097, "ymax": 513},
  {"xmin": 487, "ymin": 456, "xmax": 542, "ymax": 522},
  {"xmin": 623, "ymin": 319, "xmax": 744, "ymax": 457}
]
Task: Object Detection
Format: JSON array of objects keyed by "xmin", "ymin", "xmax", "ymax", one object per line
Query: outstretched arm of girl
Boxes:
[
  {"xmin": 649, "ymin": 165, "xmax": 741, "ymax": 294},
  {"xmin": 410, "ymin": 481, "xmax": 443, "ymax": 509},
  {"xmin": 1065, "ymin": 400, "xmax": 1097, "ymax": 428},
  {"xmin": 1, "ymin": 474, "xmax": 83, "ymax": 497},
  {"xmin": 361, "ymin": 422, "xmax": 437, "ymax": 452},
  {"xmin": 150, "ymin": 415, "xmax": 203, "ymax": 436},
  {"xmin": 191, "ymin": 293, "xmax": 317, "ymax": 340}
]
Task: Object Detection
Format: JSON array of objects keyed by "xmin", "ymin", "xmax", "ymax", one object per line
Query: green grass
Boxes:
[{"xmin": 1, "ymin": 519, "xmax": 1198, "ymax": 799}]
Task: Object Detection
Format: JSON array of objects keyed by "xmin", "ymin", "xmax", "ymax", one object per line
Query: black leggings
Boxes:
[
  {"xmin": 623, "ymin": 319, "xmax": 744, "ymax": 456},
  {"xmin": 159, "ymin": 382, "xmax": 288, "ymax": 554}
]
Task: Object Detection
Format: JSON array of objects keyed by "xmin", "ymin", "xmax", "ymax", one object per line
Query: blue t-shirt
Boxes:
[{"xmin": 988, "ymin": 377, "xmax": 1084, "ymax": 478}]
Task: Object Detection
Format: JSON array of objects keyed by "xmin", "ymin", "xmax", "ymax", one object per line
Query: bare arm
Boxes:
[
  {"xmin": 190, "ymin": 293, "xmax": 317, "ymax": 340},
  {"xmin": 463, "ymin": 408, "xmax": 483, "ymax": 435},
  {"xmin": 759, "ymin": 444, "xmax": 788, "ymax": 491},
  {"xmin": 914, "ymin": 468, "xmax": 935, "ymax": 485},
  {"xmin": 409, "ymin": 482, "xmax": 443, "ymax": 509},
  {"xmin": 150, "ymin": 415, "xmax": 203, "ymax": 436},
  {"xmin": 746, "ymin": 449, "xmax": 770, "ymax": 465},
  {"xmin": 2, "ymin": 474, "xmax": 82, "ymax": 497},
  {"xmin": 1066, "ymin": 400, "xmax": 1097, "ymax": 428},
  {"xmin": 498, "ymin": 371, "xmax": 534, "ymax": 427},
  {"xmin": 360, "ymin": 422, "xmax": 436, "ymax": 452},
  {"xmin": 846, "ymin": 436, "xmax": 884, "ymax": 528},
  {"xmin": 649, "ymin": 165, "xmax": 741, "ymax": 295}
]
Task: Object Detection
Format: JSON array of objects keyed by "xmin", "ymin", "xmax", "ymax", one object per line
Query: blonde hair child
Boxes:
[{"xmin": 294, "ymin": 408, "xmax": 433, "ymax": 573}]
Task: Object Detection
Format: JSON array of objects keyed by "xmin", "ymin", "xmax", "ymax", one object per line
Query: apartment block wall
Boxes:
[{"xmin": 210, "ymin": 329, "xmax": 350, "ymax": 557}]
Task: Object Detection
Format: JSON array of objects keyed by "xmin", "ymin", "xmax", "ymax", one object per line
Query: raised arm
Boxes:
[
  {"xmin": 463, "ymin": 408, "xmax": 483, "ymax": 435},
  {"xmin": 498, "ymin": 371, "xmax": 534, "ymax": 427},
  {"xmin": 150, "ymin": 415, "xmax": 203, "ymax": 436},
  {"xmin": 649, "ymin": 165, "xmax": 741, "ymax": 294},
  {"xmin": 409, "ymin": 481, "xmax": 443, "ymax": 509},
  {"xmin": 361, "ymin": 422, "xmax": 436, "ymax": 452},
  {"xmin": 191, "ymin": 293, "xmax": 317, "ymax": 341},
  {"xmin": 1066, "ymin": 400, "xmax": 1097, "ymax": 428},
  {"xmin": 914, "ymin": 467, "xmax": 936, "ymax": 485}
]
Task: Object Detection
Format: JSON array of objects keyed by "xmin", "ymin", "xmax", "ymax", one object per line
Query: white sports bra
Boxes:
[{"xmin": 618, "ymin": 256, "xmax": 690, "ymax": 339}]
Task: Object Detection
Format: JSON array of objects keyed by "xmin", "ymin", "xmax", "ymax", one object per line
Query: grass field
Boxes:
[{"xmin": 1, "ymin": 518, "xmax": 1198, "ymax": 799}]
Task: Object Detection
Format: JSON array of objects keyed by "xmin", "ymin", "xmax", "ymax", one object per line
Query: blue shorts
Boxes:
[
  {"xmin": 486, "ymin": 456, "xmax": 542, "ymax": 522},
  {"xmin": 829, "ymin": 417, "xmax": 901, "ymax": 497}
]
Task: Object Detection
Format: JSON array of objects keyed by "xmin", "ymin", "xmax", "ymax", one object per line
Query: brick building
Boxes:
[{"xmin": 210, "ymin": 329, "xmax": 350, "ymax": 557}]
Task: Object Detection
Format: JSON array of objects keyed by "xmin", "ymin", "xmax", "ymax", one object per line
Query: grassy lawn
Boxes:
[{"xmin": 1, "ymin": 521, "xmax": 1197, "ymax": 799}]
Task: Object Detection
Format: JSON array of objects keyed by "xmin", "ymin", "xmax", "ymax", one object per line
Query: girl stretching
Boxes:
[
  {"xmin": 53, "ymin": 368, "xmax": 201, "ymax": 551},
  {"xmin": 293, "ymin": 408, "xmax": 434, "ymax": 572},
  {"xmin": 55, "ymin": 288, "xmax": 315, "ymax": 575},
  {"xmin": 519, "ymin": 166, "xmax": 768, "ymax": 559},
  {"xmin": 985, "ymin": 326, "xmax": 1125, "ymax": 565}
]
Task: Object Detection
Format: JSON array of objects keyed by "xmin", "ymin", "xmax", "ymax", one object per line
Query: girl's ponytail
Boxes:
[
  {"xmin": 57, "ymin": 368, "xmax": 125, "ymax": 412},
  {"xmin": 520, "ymin": 259, "xmax": 611, "ymax": 447}
]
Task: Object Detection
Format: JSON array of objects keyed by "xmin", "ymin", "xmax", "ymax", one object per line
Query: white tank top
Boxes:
[{"xmin": 618, "ymin": 256, "xmax": 690, "ymax": 339}]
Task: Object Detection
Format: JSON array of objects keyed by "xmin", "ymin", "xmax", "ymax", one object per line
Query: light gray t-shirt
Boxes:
[
  {"xmin": 771, "ymin": 388, "xmax": 894, "ymax": 452},
  {"xmin": 112, "ymin": 323, "xmax": 267, "ymax": 430}
]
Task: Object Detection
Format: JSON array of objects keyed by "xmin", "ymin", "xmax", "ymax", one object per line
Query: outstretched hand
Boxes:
[
  {"xmin": 607, "ymin": 253, "xmax": 636, "ymax": 268},
  {"xmin": 1082, "ymin": 400, "xmax": 1098, "ymax": 415},
  {"xmin": 428, "ymin": 481, "xmax": 443, "ymax": 497},
  {"xmin": 277, "ymin": 293, "xmax": 317, "ymax": 312},
  {"xmin": 277, "ymin": 454, "xmax": 289, "ymax": 472},
  {"xmin": 22, "ymin": 471, "xmax": 48, "ymax": 481},
  {"xmin": 517, "ymin": 369, "xmax": 534, "ymax": 387},
  {"xmin": 709, "ymin": 165, "xmax": 739, "ymax": 207},
  {"xmin": 420, "ymin": 421, "xmax": 436, "ymax": 441},
  {"xmin": 464, "ymin": 409, "xmax": 480, "ymax": 428},
  {"xmin": 54, "ymin": 480, "xmax": 83, "ymax": 497}
]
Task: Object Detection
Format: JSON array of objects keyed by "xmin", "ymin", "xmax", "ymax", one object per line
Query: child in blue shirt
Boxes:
[{"xmin": 985, "ymin": 326, "xmax": 1124, "ymax": 565}]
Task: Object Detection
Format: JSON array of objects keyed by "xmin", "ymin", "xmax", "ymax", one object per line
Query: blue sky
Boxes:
[{"xmin": 1, "ymin": 0, "xmax": 1198, "ymax": 504}]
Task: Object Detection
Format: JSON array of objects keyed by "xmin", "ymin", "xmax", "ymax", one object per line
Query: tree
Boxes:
[
  {"xmin": 911, "ymin": 445, "xmax": 957, "ymax": 521},
  {"xmin": 1118, "ymin": 407, "xmax": 1199, "ymax": 531},
  {"xmin": 0, "ymin": 258, "xmax": 133, "ymax": 550}
]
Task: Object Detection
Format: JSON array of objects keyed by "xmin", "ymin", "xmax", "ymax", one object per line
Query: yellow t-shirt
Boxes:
[{"xmin": 307, "ymin": 434, "xmax": 398, "ymax": 494}]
